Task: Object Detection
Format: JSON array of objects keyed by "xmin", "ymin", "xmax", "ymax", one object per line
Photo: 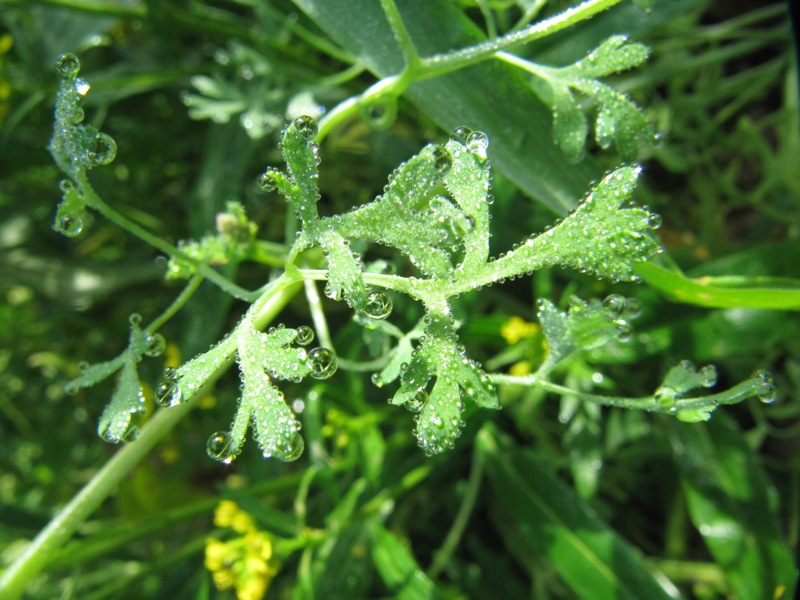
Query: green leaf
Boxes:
[
  {"xmin": 667, "ymin": 414, "xmax": 798, "ymax": 599},
  {"xmin": 293, "ymin": 0, "xmax": 599, "ymax": 215},
  {"xmin": 552, "ymin": 86, "xmax": 589, "ymax": 162},
  {"xmin": 492, "ymin": 165, "xmax": 662, "ymax": 283},
  {"xmin": 477, "ymin": 424, "xmax": 679, "ymax": 600},
  {"xmin": 635, "ymin": 261, "xmax": 800, "ymax": 310},
  {"xmin": 372, "ymin": 523, "xmax": 444, "ymax": 600},
  {"xmin": 97, "ymin": 355, "xmax": 144, "ymax": 444}
]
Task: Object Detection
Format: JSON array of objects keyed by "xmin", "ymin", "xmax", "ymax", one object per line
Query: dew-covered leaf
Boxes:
[
  {"xmin": 414, "ymin": 375, "xmax": 463, "ymax": 456},
  {"xmin": 229, "ymin": 320, "xmax": 304, "ymax": 461},
  {"xmin": 318, "ymin": 229, "xmax": 369, "ymax": 309},
  {"xmin": 165, "ymin": 333, "xmax": 237, "ymax": 406},
  {"xmin": 64, "ymin": 355, "xmax": 125, "ymax": 395},
  {"xmin": 570, "ymin": 35, "xmax": 650, "ymax": 79},
  {"xmin": 443, "ymin": 134, "xmax": 491, "ymax": 269},
  {"xmin": 494, "ymin": 166, "xmax": 661, "ymax": 283},
  {"xmin": 97, "ymin": 355, "xmax": 144, "ymax": 444},
  {"xmin": 49, "ymin": 54, "xmax": 117, "ymax": 179},
  {"xmin": 552, "ymin": 86, "xmax": 589, "ymax": 163},
  {"xmin": 536, "ymin": 296, "xmax": 634, "ymax": 373},
  {"xmin": 328, "ymin": 144, "xmax": 456, "ymax": 277}
]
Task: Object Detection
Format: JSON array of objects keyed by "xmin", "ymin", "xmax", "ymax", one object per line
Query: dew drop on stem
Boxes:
[
  {"xmin": 293, "ymin": 115, "xmax": 318, "ymax": 139},
  {"xmin": 751, "ymin": 369, "xmax": 778, "ymax": 404},
  {"xmin": 56, "ymin": 53, "xmax": 80, "ymax": 77},
  {"xmin": 143, "ymin": 333, "xmax": 166, "ymax": 357},
  {"xmin": 207, "ymin": 431, "xmax": 237, "ymax": 463},
  {"xmin": 699, "ymin": 364, "xmax": 718, "ymax": 388},
  {"xmin": 307, "ymin": 347, "xmax": 338, "ymax": 379},
  {"xmin": 88, "ymin": 132, "xmax": 117, "ymax": 166},
  {"xmin": 55, "ymin": 214, "xmax": 84, "ymax": 237}
]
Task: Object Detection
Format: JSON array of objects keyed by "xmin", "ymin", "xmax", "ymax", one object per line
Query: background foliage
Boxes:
[{"xmin": 0, "ymin": 0, "xmax": 798, "ymax": 598}]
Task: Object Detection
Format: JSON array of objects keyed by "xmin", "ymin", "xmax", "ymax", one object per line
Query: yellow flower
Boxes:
[
  {"xmin": 205, "ymin": 501, "xmax": 281, "ymax": 600},
  {"xmin": 501, "ymin": 316, "xmax": 540, "ymax": 345}
]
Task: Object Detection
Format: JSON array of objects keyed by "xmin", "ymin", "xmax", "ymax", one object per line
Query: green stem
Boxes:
[
  {"xmin": 418, "ymin": 0, "xmax": 625, "ymax": 79},
  {"xmin": 0, "ymin": 273, "xmax": 304, "ymax": 598},
  {"xmin": 147, "ymin": 275, "xmax": 204, "ymax": 332},
  {"xmin": 77, "ymin": 172, "xmax": 258, "ymax": 301},
  {"xmin": 0, "ymin": 398, "xmax": 197, "ymax": 600},
  {"xmin": 380, "ymin": 0, "xmax": 422, "ymax": 68},
  {"xmin": 490, "ymin": 374, "xmax": 767, "ymax": 413},
  {"xmin": 428, "ymin": 446, "xmax": 484, "ymax": 579}
]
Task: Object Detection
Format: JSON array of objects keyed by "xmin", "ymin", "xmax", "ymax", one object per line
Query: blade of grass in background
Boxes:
[
  {"xmin": 667, "ymin": 414, "xmax": 798, "ymax": 599},
  {"xmin": 477, "ymin": 424, "xmax": 680, "ymax": 600}
]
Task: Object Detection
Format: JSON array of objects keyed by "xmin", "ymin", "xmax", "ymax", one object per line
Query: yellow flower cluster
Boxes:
[
  {"xmin": 500, "ymin": 316, "xmax": 547, "ymax": 376},
  {"xmin": 205, "ymin": 500, "xmax": 280, "ymax": 600}
]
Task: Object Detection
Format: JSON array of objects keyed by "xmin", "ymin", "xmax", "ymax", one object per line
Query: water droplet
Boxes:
[
  {"xmin": 466, "ymin": 131, "xmax": 489, "ymax": 159},
  {"xmin": 54, "ymin": 214, "xmax": 84, "ymax": 237},
  {"xmin": 699, "ymin": 365, "xmax": 717, "ymax": 388},
  {"xmin": 56, "ymin": 53, "xmax": 80, "ymax": 77},
  {"xmin": 293, "ymin": 115, "xmax": 318, "ymax": 139},
  {"xmin": 121, "ymin": 426, "xmax": 140, "ymax": 443},
  {"xmin": 74, "ymin": 78, "xmax": 90, "ymax": 95},
  {"xmin": 654, "ymin": 385, "xmax": 677, "ymax": 408},
  {"xmin": 307, "ymin": 347, "xmax": 337, "ymax": 379},
  {"xmin": 259, "ymin": 169, "xmax": 280, "ymax": 192},
  {"xmin": 88, "ymin": 133, "xmax": 117, "ymax": 166},
  {"xmin": 295, "ymin": 325, "xmax": 314, "ymax": 346},
  {"xmin": 363, "ymin": 290, "xmax": 393, "ymax": 320},
  {"xmin": 431, "ymin": 145, "xmax": 452, "ymax": 175},
  {"xmin": 155, "ymin": 381, "xmax": 182, "ymax": 407},
  {"xmin": 751, "ymin": 369, "xmax": 778, "ymax": 404},
  {"xmin": 99, "ymin": 424, "xmax": 120, "ymax": 444},
  {"xmin": 450, "ymin": 126, "xmax": 472, "ymax": 144},
  {"xmin": 371, "ymin": 373, "xmax": 384, "ymax": 388},
  {"xmin": 679, "ymin": 359, "xmax": 695, "ymax": 373},
  {"xmin": 143, "ymin": 333, "xmax": 166, "ymax": 357},
  {"xmin": 404, "ymin": 390, "xmax": 427, "ymax": 413},
  {"xmin": 59, "ymin": 179, "xmax": 75, "ymax": 193},
  {"xmin": 647, "ymin": 213, "xmax": 663, "ymax": 229},
  {"xmin": 602, "ymin": 294, "xmax": 626, "ymax": 315},
  {"xmin": 622, "ymin": 297, "xmax": 642, "ymax": 319},
  {"xmin": 275, "ymin": 432, "xmax": 304, "ymax": 462},
  {"xmin": 615, "ymin": 321, "xmax": 632, "ymax": 342},
  {"xmin": 129, "ymin": 313, "xmax": 142, "ymax": 327},
  {"xmin": 207, "ymin": 431, "xmax": 237, "ymax": 463}
]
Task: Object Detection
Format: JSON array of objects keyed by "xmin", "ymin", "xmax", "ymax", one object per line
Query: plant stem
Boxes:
[
  {"xmin": 77, "ymin": 172, "xmax": 258, "ymax": 301},
  {"xmin": 0, "ymin": 398, "xmax": 197, "ymax": 600},
  {"xmin": 0, "ymin": 272, "xmax": 304, "ymax": 598}
]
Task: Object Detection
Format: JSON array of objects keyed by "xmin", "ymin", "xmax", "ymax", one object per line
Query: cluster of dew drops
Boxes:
[{"xmin": 52, "ymin": 53, "xmax": 118, "ymax": 238}]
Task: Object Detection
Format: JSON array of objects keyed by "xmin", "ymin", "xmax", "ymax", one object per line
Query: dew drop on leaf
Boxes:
[
  {"xmin": 155, "ymin": 381, "xmax": 182, "ymax": 407},
  {"xmin": 293, "ymin": 115, "xmax": 318, "ymax": 139},
  {"xmin": 275, "ymin": 432, "xmax": 304, "ymax": 462},
  {"xmin": 121, "ymin": 426, "xmax": 140, "ymax": 443},
  {"xmin": 74, "ymin": 78, "xmax": 90, "ymax": 95},
  {"xmin": 295, "ymin": 325, "xmax": 314, "ymax": 346},
  {"xmin": 143, "ymin": 333, "xmax": 166, "ymax": 357},
  {"xmin": 622, "ymin": 297, "xmax": 642, "ymax": 319},
  {"xmin": 654, "ymin": 385, "xmax": 677, "ymax": 408},
  {"xmin": 371, "ymin": 373, "xmax": 384, "ymax": 388},
  {"xmin": 404, "ymin": 390, "xmax": 427, "ymax": 413},
  {"xmin": 259, "ymin": 169, "xmax": 279, "ymax": 192},
  {"xmin": 602, "ymin": 294, "xmax": 626, "ymax": 315},
  {"xmin": 431, "ymin": 145, "xmax": 452, "ymax": 175},
  {"xmin": 207, "ymin": 431, "xmax": 237, "ymax": 463},
  {"xmin": 450, "ymin": 126, "xmax": 472, "ymax": 144},
  {"xmin": 363, "ymin": 290, "xmax": 393, "ymax": 320},
  {"xmin": 307, "ymin": 347, "xmax": 338, "ymax": 379},
  {"xmin": 88, "ymin": 133, "xmax": 117, "ymax": 166},
  {"xmin": 466, "ymin": 130, "xmax": 489, "ymax": 159},
  {"xmin": 56, "ymin": 53, "xmax": 80, "ymax": 77}
]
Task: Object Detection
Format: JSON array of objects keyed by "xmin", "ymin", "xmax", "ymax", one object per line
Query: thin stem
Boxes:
[
  {"xmin": 147, "ymin": 275, "xmax": 203, "ymax": 332},
  {"xmin": 0, "ymin": 398, "xmax": 198, "ymax": 600},
  {"xmin": 0, "ymin": 273, "xmax": 303, "ymax": 598},
  {"xmin": 428, "ymin": 447, "xmax": 484, "ymax": 579},
  {"xmin": 418, "ymin": 0, "xmax": 625, "ymax": 79},
  {"xmin": 77, "ymin": 172, "xmax": 258, "ymax": 301},
  {"xmin": 490, "ymin": 374, "xmax": 767, "ymax": 413},
  {"xmin": 304, "ymin": 278, "xmax": 334, "ymax": 350},
  {"xmin": 380, "ymin": 0, "xmax": 422, "ymax": 69}
]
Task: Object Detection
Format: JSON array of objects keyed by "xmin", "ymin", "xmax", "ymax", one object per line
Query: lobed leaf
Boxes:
[{"xmin": 97, "ymin": 355, "xmax": 144, "ymax": 444}]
